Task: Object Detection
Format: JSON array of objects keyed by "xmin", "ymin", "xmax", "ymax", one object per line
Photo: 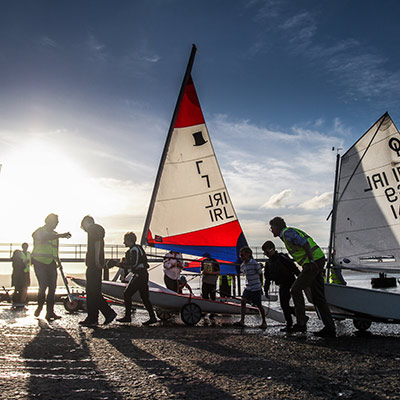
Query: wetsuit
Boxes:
[{"xmin": 122, "ymin": 244, "xmax": 155, "ymax": 319}]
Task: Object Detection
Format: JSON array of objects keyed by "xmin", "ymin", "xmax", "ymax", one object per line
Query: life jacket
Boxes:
[
  {"xmin": 219, "ymin": 275, "xmax": 232, "ymax": 286},
  {"xmin": 32, "ymin": 226, "xmax": 58, "ymax": 264},
  {"xmin": 281, "ymin": 227, "xmax": 324, "ymax": 266},
  {"xmin": 21, "ymin": 251, "xmax": 31, "ymax": 273},
  {"xmin": 324, "ymin": 268, "xmax": 346, "ymax": 284},
  {"xmin": 126, "ymin": 244, "xmax": 149, "ymax": 271}
]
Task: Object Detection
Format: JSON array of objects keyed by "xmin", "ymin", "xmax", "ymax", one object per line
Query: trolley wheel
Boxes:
[
  {"xmin": 181, "ymin": 303, "xmax": 202, "ymax": 326},
  {"xmin": 156, "ymin": 309, "xmax": 172, "ymax": 321},
  {"xmin": 353, "ymin": 319, "xmax": 372, "ymax": 331},
  {"xmin": 63, "ymin": 297, "xmax": 80, "ymax": 313}
]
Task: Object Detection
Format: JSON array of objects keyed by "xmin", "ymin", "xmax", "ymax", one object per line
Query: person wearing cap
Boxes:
[
  {"xmin": 177, "ymin": 275, "xmax": 193, "ymax": 295},
  {"xmin": 262, "ymin": 240, "xmax": 300, "ymax": 332},
  {"xmin": 269, "ymin": 216, "xmax": 336, "ymax": 337}
]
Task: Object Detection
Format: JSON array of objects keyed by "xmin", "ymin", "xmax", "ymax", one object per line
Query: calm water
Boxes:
[{"xmin": 1, "ymin": 262, "xmax": 400, "ymax": 295}]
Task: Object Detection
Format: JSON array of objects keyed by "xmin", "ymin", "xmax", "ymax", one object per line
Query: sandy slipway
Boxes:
[{"xmin": 0, "ymin": 304, "xmax": 399, "ymax": 400}]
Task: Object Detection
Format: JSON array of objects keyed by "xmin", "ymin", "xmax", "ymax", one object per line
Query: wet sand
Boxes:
[{"xmin": 1, "ymin": 303, "xmax": 400, "ymax": 400}]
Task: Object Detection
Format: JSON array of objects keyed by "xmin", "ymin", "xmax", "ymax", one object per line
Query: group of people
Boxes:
[
  {"xmin": 236, "ymin": 216, "xmax": 336, "ymax": 337},
  {"xmin": 11, "ymin": 213, "xmax": 337, "ymax": 337}
]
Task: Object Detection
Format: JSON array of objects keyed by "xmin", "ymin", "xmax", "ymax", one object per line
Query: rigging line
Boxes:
[
  {"xmin": 336, "ymin": 113, "xmax": 389, "ymax": 205},
  {"xmin": 148, "ymin": 263, "xmax": 162, "ymax": 272}
]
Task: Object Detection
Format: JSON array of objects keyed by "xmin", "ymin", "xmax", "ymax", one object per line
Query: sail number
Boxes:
[
  {"xmin": 195, "ymin": 160, "xmax": 234, "ymax": 223},
  {"xmin": 364, "ymin": 168, "xmax": 400, "ymax": 219}
]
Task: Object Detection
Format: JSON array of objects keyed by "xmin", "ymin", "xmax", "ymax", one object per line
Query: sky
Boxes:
[{"xmin": 1, "ymin": 0, "xmax": 400, "ymax": 250}]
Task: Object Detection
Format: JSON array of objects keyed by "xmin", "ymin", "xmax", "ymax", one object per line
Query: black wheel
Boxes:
[
  {"xmin": 156, "ymin": 309, "xmax": 172, "ymax": 321},
  {"xmin": 181, "ymin": 303, "xmax": 202, "ymax": 326},
  {"xmin": 353, "ymin": 319, "xmax": 372, "ymax": 331},
  {"xmin": 63, "ymin": 297, "xmax": 80, "ymax": 313}
]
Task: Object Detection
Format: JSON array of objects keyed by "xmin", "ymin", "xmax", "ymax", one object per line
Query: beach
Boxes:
[{"xmin": 1, "ymin": 302, "xmax": 400, "ymax": 400}]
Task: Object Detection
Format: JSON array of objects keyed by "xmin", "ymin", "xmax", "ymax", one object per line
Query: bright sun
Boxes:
[{"xmin": 0, "ymin": 139, "xmax": 150, "ymax": 245}]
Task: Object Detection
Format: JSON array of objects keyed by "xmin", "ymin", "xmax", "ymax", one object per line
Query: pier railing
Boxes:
[{"xmin": 0, "ymin": 243, "xmax": 327, "ymax": 263}]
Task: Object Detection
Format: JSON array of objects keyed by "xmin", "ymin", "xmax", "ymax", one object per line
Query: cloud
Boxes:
[
  {"xmin": 86, "ymin": 34, "xmax": 107, "ymax": 61},
  {"xmin": 261, "ymin": 189, "xmax": 293, "ymax": 209},
  {"xmin": 299, "ymin": 192, "xmax": 332, "ymax": 210},
  {"xmin": 37, "ymin": 36, "xmax": 58, "ymax": 48}
]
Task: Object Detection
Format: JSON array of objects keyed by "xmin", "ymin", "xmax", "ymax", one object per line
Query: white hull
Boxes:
[
  {"xmin": 71, "ymin": 277, "xmax": 285, "ymax": 323},
  {"xmin": 325, "ymin": 283, "xmax": 400, "ymax": 321}
]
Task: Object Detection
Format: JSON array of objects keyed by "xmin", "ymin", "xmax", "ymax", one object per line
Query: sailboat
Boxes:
[
  {"xmin": 141, "ymin": 46, "xmax": 247, "ymax": 272},
  {"xmin": 71, "ymin": 45, "xmax": 285, "ymax": 325},
  {"xmin": 325, "ymin": 112, "xmax": 400, "ymax": 330}
]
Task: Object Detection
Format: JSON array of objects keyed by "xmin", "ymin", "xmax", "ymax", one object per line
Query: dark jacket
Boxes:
[{"xmin": 264, "ymin": 252, "xmax": 300, "ymax": 293}]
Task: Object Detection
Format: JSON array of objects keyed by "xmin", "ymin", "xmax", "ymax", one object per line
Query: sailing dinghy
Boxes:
[
  {"xmin": 71, "ymin": 45, "xmax": 285, "ymax": 325},
  {"xmin": 326, "ymin": 112, "xmax": 400, "ymax": 330}
]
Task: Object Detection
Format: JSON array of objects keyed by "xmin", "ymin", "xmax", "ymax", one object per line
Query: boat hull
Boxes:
[
  {"xmin": 70, "ymin": 277, "xmax": 285, "ymax": 323},
  {"xmin": 325, "ymin": 283, "xmax": 400, "ymax": 321}
]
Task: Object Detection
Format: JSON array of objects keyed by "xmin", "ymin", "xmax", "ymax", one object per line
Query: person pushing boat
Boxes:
[
  {"xmin": 269, "ymin": 217, "xmax": 336, "ymax": 337},
  {"xmin": 115, "ymin": 232, "xmax": 157, "ymax": 326}
]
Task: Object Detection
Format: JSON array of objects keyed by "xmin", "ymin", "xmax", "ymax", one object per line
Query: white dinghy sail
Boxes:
[
  {"xmin": 326, "ymin": 112, "xmax": 400, "ymax": 326},
  {"xmin": 141, "ymin": 45, "xmax": 247, "ymax": 274},
  {"xmin": 333, "ymin": 112, "xmax": 400, "ymax": 272}
]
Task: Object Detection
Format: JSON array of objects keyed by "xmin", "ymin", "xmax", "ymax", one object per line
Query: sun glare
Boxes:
[{"xmin": 0, "ymin": 138, "xmax": 150, "ymax": 245}]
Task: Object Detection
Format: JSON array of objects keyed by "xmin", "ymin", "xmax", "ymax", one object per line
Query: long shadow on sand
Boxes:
[
  {"xmin": 169, "ymin": 328, "xmax": 389, "ymax": 400},
  {"xmin": 22, "ymin": 320, "xmax": 123, "ymax": 400},
  {"xmin": 94, "ymin": 326, "xmax": 238, "ymax": 400}
]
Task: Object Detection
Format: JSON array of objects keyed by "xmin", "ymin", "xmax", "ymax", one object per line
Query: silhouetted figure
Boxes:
[
  {"xmin": 32, "ymin": 213, "xmax": 71, "ymax": 320},
  {"xmin": 11, "ymin": 242, "xmax": 31, "ymax": 308},
  {"xmin": 79, "ymin": 215, "xmax": 116, "ymax": 327}
]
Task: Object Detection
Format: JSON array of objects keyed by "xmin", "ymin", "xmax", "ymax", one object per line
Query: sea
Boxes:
[{"xmin": 1, "ymin": 261, "xmax": 400, "ymax": 296}]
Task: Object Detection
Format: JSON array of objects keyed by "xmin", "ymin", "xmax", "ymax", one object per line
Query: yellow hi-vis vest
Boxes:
[
  {"xmin": 219, "ymin": 275, "xmax": 233, "ymax": 286},
  {"xmin": 32, "ymin": 227, "xmax": 59, "ymax": 264},
  {"xmin": 281, "ymin": 227, "xmax": 324, "ymax": 266},
  {"xmin": 21, "ymin": 251, "xmax": 31, "ymax": 272}
]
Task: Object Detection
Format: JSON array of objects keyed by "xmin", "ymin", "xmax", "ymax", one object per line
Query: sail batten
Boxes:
[{"xmin": 142, "ymin": 47, "xmax": 247, "ymax": 272}]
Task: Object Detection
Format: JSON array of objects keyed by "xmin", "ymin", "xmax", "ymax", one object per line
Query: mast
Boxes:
[
  {"xmin": 141, "ymin": 45, "xmax": 197, "ymax": 246},
  {"xmin": 327, "ymin": 149, "xmax": 341, "ymax": 267}
]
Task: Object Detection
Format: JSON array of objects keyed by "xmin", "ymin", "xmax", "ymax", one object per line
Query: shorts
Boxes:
[{"xmin": 243, "ymin": 289, "xmax": 262, "ymax": 306}]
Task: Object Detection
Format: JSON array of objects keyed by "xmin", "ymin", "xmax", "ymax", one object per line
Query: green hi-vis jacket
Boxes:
[
  {"xmin": 21, "ymin": 251, "xmax": 31, "ymax": 272},
  {"xmin": 32, "ymin": 226, "xmax": 59, "ymax": 264},
  {"xmin": 281, "ymin": 227, "xmax": 324, "ymax": 266}
]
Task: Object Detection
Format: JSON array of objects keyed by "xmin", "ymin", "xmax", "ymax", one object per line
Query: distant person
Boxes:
[
  {"xmin": 11, "ymin": 242, "xmax": 31, "ymax": 308},
  {"xmin": 163, "ymin": 250, "xmax": 183, "ymax": 292},
  {"xmin": 235, "ymin": 246, "xmax": 267, "ymax": 329},
  {"xmin": 269, "ymin": 216, "xmax": 336, "ymax": 337},
  {"xmin": 218, "ymin": 275, "xmax": 232, "ymax": 297},
  {"xmin": 200, "ymin": 253, "xmax": 220, "ymax": 301},
  {"xmin": 177, "ymin": 275, "xmax": 193, "ymax": 295},
  {"xmin": 32, "ymin": 213, "xmax": 71, "ymax": 321},
  {"xmin": 262, "ymin": 240, "xmax": 300, "ymax": 332},
  {"xmin": 79, "ymin": 215, "xmax": 116, "ymax": 327},
  {"xmin": 116, "ymin": 232, "xmax": 157, "ymax": 326}
]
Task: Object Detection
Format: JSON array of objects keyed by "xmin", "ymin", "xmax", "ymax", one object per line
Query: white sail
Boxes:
[
  {"xmin": 334, "ymin": 112, "xmax": 400, "ymax": 271},
  {"xmin": 141, "ymin": 46, "xmax": 247, "ymax": 270}
]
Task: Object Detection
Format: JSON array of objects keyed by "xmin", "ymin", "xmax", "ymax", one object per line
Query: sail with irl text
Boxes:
[
  {"xmin": 141, "ymin": 47, "xmax": 247, "ymax": 274},
  {"xmin": 334, "ymin": 112, "xmax": 400, "ymax": 272}
]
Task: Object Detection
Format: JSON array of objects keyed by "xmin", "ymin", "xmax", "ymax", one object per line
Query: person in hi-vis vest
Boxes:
[
  {"xmin": 269, "ymin": 216, "xmax": 336, "ymax": 338},
  {"xmin": 32, "ymin": 213, "xmax": 71, "ymax": 320}
]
